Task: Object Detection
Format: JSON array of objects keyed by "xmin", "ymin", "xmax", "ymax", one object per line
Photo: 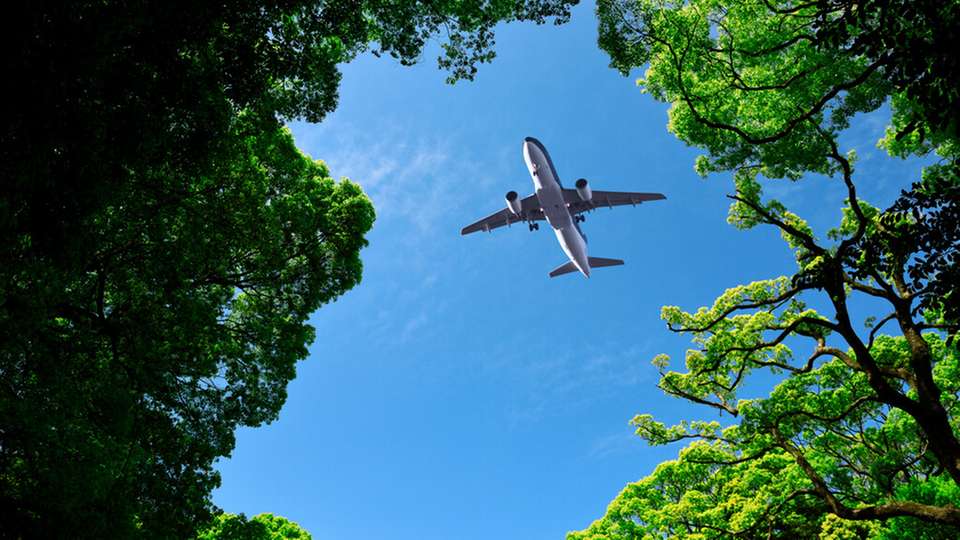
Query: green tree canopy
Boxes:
[
  {"xmin": 1, "ymin": 1, "xmax": 576, "ymax": 537},
  {"xmin": 571, "ymin": 336, "xmax": 960, "ymax": 538},
  {"xmin": 199, "ymin": 513, "xmax": 312, "ymax": 540},
  {"xmin": 572, "ymin": 0, "xmax": 960, "ymax": 536},
  {"xmin": 3, "ymin": 0, "xmax": 576, "ymax": 282},
  {"xmin": 0, "ymin": 116, "xmax": 374, "ymax": 538}
]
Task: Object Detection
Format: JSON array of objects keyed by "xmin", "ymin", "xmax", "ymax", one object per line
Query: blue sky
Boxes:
[{"xmin": 213, "ymin": 3, "xmax": 926, "ymax": 538}]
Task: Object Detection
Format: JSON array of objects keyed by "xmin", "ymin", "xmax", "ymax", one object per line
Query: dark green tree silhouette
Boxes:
[{"xmin": 1, "ymin": 1, "xmax": 576, "ymax": 537}]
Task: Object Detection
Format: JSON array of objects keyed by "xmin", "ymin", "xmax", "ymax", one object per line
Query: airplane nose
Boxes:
[
  {"xmin": 523, "ymin": 137, "xmax": 544, "ymax": 153},
  {"xmin": 522, "ymin": 139, "xmax": 536, "ymax": 168},
  {"xmin": 523, "ymin": 137, "xmax": 542, "ymax": 154}
]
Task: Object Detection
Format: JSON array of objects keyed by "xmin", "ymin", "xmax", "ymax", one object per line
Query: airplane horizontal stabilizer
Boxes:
[
  {"xmin": 549, "ymin": 261, "xmax": 579, "ymax": 278},
  {"xmin": 588, "ymin": 257, "xmax": 624, "ymax": 268},
  {"xmin": 549, "ymin": 257, "xmax": 625, "ymax": 278}
]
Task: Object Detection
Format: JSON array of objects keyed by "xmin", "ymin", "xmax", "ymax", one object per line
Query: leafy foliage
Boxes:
[
  {"xmin": 1, "ymin": 0, "xmax": 576, "ymax": 537},
  {"xmin": 0, "ymin": 117, "xmax": 374, "ymax": 538},
  {"xmin": 569, "ymin": 444, "xmax": 823, "ymax": 539},
  {"xmin": 845, "ymin": 162, "xmax": 960, "ymax": 327},
  {"xmin": 811, "ymin": 0, "xmax": 960, "ymax": 139},
  {"xmin": 199, "ymin": 513, "xmax": 312, "ymax": 540},
  {"xmin": 572, "ymin": 0, "xmax": 960, "ymax": 536},
  {"xmin": 3, "ymin": 0, "xmax": 577, "ymax": 285},
  {"xmin": 572, "ymin": 337, "xmax": 960, "ymax": 538}
]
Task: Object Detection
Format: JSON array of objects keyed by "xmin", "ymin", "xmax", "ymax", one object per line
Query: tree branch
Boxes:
[
  {"xmin": 668, "ymin": 285, "xmax": 807, "ymax": 334},
  {"xmin": 674, "ymin": 50, "xmax": 886, "ymax": 145},
  {"xmin": 727, "ymin": 194, "xmax": 824, "ymax": 254},
  {"xmin": 773, "ymin": 426, "xmax": 960, "ymax": 525},
  {"xmin": 868, "ymin": 313, "xmax": 897, "ymax": 348},
  {"xmin": 684, "ymin": 445, "xmax": 776, "ymax": 465},
  {"xmin": 658, "ymin": 377, "xmax": 739, "ymax": 416}
]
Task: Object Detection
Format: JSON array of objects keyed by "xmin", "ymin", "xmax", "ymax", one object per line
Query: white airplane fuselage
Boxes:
[{"xmin": 522, "ymin": 137, "xmax": 591, "ymax": 277}]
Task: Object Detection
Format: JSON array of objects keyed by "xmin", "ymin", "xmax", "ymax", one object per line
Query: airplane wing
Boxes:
[
  {"xmin": 563, "ymin": 189, "xmax": 665, "ymax": 215},
  {"xmin": 461, "ymin": 193, "xmax": 545, "ymax": 235}
]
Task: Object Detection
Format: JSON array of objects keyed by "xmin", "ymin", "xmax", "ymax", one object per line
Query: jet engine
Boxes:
[
  {"xmin": 505, "ymin": 190, "xmax": 523, "ymax": 215},
  {"xmin": 575, "ymin": 178, "xmax": 592, "ymax": 202}
]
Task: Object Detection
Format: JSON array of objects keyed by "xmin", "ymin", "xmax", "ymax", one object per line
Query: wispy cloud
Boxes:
[
  {"xmin": 587, "ymin": 430, "xmax": 644, "ymax": 460},
  {"xmin": 492, "ymin": 339, "xmax": 657, "ymax": 427},
  {"xmin": 290, "ymin": 120, "xmax": 504, "ymax": 234},
  {"xmin": 399, "ymin": 310, "xmax": 430, "ymax": 343},
  {"xmin": 290, "ymin": 120, "xmax": 510, "ymax": 349}
]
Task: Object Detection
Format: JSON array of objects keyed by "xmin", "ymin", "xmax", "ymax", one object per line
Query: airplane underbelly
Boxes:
[
  {"xmin": 536, "ymin": 181, "xmax": 570, "ymax": 229},
  {"xmin": 525, "ymin": 137, "xmax": 571, "ymax": 229},
  {"xmin": 555, "ymin": 225, "xmax": 588, "ymax": 268},
  {"xmin": 554, "ymin": 228, "xmax": 574, "ymax": 259}
]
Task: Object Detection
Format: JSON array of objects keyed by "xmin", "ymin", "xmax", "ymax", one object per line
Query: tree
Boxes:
[
  {"xmin": 3, "ymin": 0, "xmax": 577, "ymax": 288},
  {"xmin": 571, "ymin": 336, "xmax": 960, "ymax": 538},
  {"xmin": 1, "ymin": 1, "xmax": 576, "ymax": 537},
  {"xmin": 571, "ymin": 0, "xmax": 960, "ymax": 536},
  {"xmin": 0, "ymin": 116, "xmax": 374, "ymax": 538},
  {"xmin": 199, "ymin": 513, "xmax": 312, "ymax": 540}
]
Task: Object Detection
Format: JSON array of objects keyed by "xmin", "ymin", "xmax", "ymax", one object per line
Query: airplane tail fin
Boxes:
[
  {"xmin": 549, "ymin": 257, "xmax": 624, "ymax": 278},
  {"xmin": 588, "ymin": 257, "xmax": 624, "ymax": 269}
]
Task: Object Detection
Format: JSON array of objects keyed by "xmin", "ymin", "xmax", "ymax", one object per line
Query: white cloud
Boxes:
[{"xmin": 290, "ymin": 120, "xmax": 503, "ymax": 235}]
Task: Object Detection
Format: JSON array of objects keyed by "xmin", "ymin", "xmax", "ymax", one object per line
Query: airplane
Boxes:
[{"xmin": 461, "ymin": 137, "xmax": 666, "ymax": 278}]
